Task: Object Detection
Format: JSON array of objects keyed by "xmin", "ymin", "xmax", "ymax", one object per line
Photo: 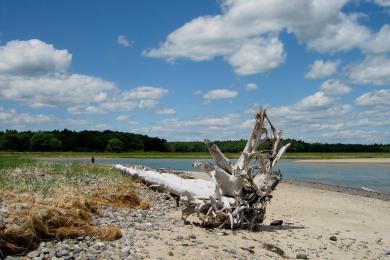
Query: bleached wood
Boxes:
[{"xmin": 115, "ymin": 108, "xmax": 290, "ymax": 229}]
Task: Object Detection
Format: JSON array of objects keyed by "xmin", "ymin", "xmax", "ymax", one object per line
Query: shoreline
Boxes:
[
  {"xmin": 294, "ymin": 157, "xmax": 390, "ymax": 165},
  {"xmin": 283, "ymin": 179, "xmax": 390, "ymax": 202},
  {"xmin": 176, "ymin": 170, "xmax": 390, "ymax": 202}
]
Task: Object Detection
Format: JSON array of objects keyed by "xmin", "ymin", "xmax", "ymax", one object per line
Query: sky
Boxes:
[{"xmin": 0, "ymin": 0, "xmax": 389, "ymax": 143}]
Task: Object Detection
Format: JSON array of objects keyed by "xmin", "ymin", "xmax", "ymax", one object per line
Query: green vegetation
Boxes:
[
  {"xmin": 0, "ymin": 129, "xmax": 166, "ymax": 152},
  {"xmin": 0, "ymin": 156, "xmax": 125, "ymax": 196},
  {"xmin": 1, "ymin": 129, "xmax": 389, "ymax": 155}
]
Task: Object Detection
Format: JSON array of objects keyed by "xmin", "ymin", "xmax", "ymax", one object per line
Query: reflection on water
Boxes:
[{"xmin": 50, "ymin": 158, "xmax": 390, "ymax": 194}]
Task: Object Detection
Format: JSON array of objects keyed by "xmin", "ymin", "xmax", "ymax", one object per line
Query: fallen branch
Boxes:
[{"xmin": 115, "ymin": 108, "xmax": 290, "ymax": 229}]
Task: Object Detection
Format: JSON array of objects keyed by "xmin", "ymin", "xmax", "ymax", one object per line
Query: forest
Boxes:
[{"xmin": 0, "ymin": 130, "xmax": 389, "ymax": 153}]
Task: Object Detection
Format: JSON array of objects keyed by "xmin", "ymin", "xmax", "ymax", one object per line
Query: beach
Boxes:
[{"xmin": 99, "ymin": 179, "xmax": 390, "ymax": 259}]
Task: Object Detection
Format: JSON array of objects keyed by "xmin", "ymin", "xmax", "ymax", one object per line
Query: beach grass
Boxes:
[
  {"xmin": 0, "ymin": 156, "xmax": 126, "ymax": 197},
  {"xmin": 0, "ymin": 151, "xmax": 389, "ymax": 159}
]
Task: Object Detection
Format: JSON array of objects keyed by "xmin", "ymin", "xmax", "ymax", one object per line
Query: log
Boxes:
[{"xmin": 115, "ymin": 108, "xmax": 290, "ymax": 229}]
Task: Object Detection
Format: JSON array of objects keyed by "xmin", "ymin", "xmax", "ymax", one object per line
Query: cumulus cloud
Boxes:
[
  {"xmin": 363, "ymin": 25, "xmax": 390, "ymax": 54},
  {"xmin": 0, "ymin": 39, "xmax": 71, "ymax": 76},
  {"xmin": 226, "ymin": 37, "xmax": 285, "ymax": 75},
  {"xmin": 143, "ymin": 0, "xmax": 379, "ymax": 75},
  {"xmin": 306, "ymin": 13, "xmax": 370, "ymax": 53},
  {"xmin": 155, "ymin": 108, "xmax": 176, "ymax": 115},
  {"xmin": 244, "ymin": 83, "xmax": 258, "ymax": 91},
  {"xmin": 117, "ymin": 35, "xmax": 133, "ymax": 48},
  {"xmin": 123, "ymin": 86, "xmax": 169, "ymax": 100},
  {"xmin": 0, "ymin": 106, "xmax": 90, "ymax": 130},
  {"xmin": 305, "ymin": 60, "xmax": 340, "ymax": 79},
  {"xmin": 319, "ymin": 79, "xmax": 351, "ymax": 96},
  {"xmin": 349, "ymin": 55, "xmax": 390, "ymax": 85},
  {"xmin": 203, "ymin": 89, "xmax": 238, "ymax": 101},
  {"xmin": 0, "ymin": 39, "xmax": 170, "ymax": 114},
  {"xmin": 355, "ymin": 89, "xmax": 390, "ymax": 107},
  {"xmin": 134, "ymin": 114, "xmax": 250, "ymax": 141}
]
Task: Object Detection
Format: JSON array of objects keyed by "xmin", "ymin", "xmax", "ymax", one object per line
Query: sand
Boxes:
[
  {"xmin": 142, "ymin": 173, "xmax": 390, "ymax": 259},
  {"xmin": 295, "ymin": 158, "xmax": 390, "ymax": 165}
]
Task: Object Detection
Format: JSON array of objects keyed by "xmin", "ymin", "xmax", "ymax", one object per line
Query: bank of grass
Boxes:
[
  {"xmin": 1, "ymin": 151, "xmax": 389, "ymax": 160},
  {"xmin": 0, "ymin": 156, "xmax": 148, "ymax": 256},
  {"xmin": 0, "ymin": 156, "xmax": 126, "ymax": 197}
]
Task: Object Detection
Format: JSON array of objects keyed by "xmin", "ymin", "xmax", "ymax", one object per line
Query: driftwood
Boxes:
[{"xmin": 115, "ymin": 108, "xmax": 290, "ymax": 229}]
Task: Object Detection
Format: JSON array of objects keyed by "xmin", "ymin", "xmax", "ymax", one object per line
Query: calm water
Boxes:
[{"xmin": 53, "ymin": 158, "xmax": 390, "ymax": 194}]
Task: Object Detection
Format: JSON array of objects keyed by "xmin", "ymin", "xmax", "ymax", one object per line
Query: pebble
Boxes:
[
  {"xmin": 330, "ymin": 235, "xmax": 338, "ymax": 241},
  {"xmin": 296, "ymin": 252, "xmax": 308, "ymax": 259},
  {"xmin": 384, "ymin": 249, "xmax": 390, "ymax": 255},
  {"xmin": 168, "ymin": 251, "xmax": 174, "ymax": 256}
]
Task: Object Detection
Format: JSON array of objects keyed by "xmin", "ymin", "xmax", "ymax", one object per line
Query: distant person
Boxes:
[{"xmin": 91, "ymin": 156, "xmax": 95, "ymax": 164}]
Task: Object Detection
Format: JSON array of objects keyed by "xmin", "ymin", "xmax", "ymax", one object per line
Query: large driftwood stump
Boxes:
[{"xmin": 115, "ymin": 108, "xmax": 290, "ymax": 229}]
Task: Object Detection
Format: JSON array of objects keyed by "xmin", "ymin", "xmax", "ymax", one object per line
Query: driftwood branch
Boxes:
[{"xmin": 115, "ymin": 108, "xmax": 290, "ymax": 229}]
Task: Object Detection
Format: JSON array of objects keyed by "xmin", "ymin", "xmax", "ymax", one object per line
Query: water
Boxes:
[{"xmin": 52, "ymin": 158, "xmax": 390, "ymax": 194}]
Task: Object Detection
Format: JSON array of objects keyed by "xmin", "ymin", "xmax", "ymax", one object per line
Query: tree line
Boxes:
[
  {"xmin": 167, "ymin": 138, "xmax": 390, "ymax": 153},
  {"xmin": 0, "ymin": 129, "xmax": 167, "ymax": 152},
  {"xmin": 0, "ymin": 130, "xmax": 389, "ymax": 153}
]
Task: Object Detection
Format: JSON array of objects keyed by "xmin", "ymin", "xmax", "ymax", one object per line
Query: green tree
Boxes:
[
  {"xmin": 30, "ymin": 132, "xmax": 62, "ymax": 151},
  {"xmin": 106, "ymin": 138, "xmax": 125, "ymax": 152}
]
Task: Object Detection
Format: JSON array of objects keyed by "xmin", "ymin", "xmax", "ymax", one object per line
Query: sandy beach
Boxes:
[
  {"xmin": 143, "ymin": 173, "xmax": 390, "ymax": 259},
  {"xmin": 295, "ymin": 158, "xmax": 390, "ymax": 165},
  {"xmin": 2, "ymin": 166, "xmax": 390, "ymax": 259}
]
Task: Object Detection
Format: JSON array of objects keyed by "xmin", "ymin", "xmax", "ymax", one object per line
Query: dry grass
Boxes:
[{"xmin": 0, "ymin": 175, "xmax": 148, "ymax": 256}]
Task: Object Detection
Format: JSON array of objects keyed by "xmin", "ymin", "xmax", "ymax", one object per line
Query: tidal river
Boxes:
[{"xmin": 51, "ymin": 158, "xmax": 390, "ymax": 194}]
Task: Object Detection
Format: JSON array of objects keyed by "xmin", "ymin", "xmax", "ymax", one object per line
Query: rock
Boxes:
[
  {"xmin": 228, "ymin": 248, "xmax": 237, "ymax": 254},
  {"xmin": 189, "ymin": 233, "xmax": 196, "ymax": 239},
  {"xmin": 384, "ymin": 249, "xmax": 390, "ymax": 255},
  {"xmin": 5, "ymin": 256, "xmax": 22, "ymax": 260},
  {"xmin": 136, "ymin": 224, "xmax": 146, "ymax": 231},
  {"xmin": 27, "ymin": 250, "xmax": 41, "ymax": 258},
  {"xmin": 14, "ymin": 168, "xmax": 22, "ymax": 174},
  {"xmin": 270, "ymin": 220, "xmax": 283, "ymax": 226},
  {"xmin": 175, "ymin": 235, "xmax": 184, "ymax": 241},
  {"xmin": 329, "ymin": 235, "xmax": 337, "ymax": 241},
  {"xmin": 296, "ymin": 252, "xmax": 308, "ymax": 259},
  {"xmin": 168, "ymin": 251, "xmax": 174, "ymax": 256}
]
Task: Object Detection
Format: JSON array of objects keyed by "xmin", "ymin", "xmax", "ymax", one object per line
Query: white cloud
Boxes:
[
  {"xmin": 123, "ymin": 86, "xmax": 169, "ymax": 100},
  {"xmin": 349, "ymin": 55, "xmax": 390, "ymax": 85},
  {"xmin": 355, "ymin": 89, "xmax": 390, "ymax": 106},
  {"xmin": 138, "ymin": 99, "xmax": 159, "ymax": 109},
  {"xmin": 143, "ymin": 0, "xmax": 376, "ymax": 74},
  {"xmin": 244, "ymin": 83, "xmax": 258, "ymax": 91},
  {"xmin": 0, "ymin": 74, "xmax": 115, "ymax": 109},
  {"xmin": 0, "ymin": 106, "xmax": 90, "ymax": 130},
  {"xmin": 0, "ymin": 106, "xmax": 54, "ymax": 125},
  {"xmin": 116, "ymin": 115, "xmax": 130, "ymax": 121},
  {"xmin": 374, "ymin": 0, "xmax": 390, "ymax": 7},
  {"xmin": 203, "ymin": 89, "xmax": 238, "ymax": 101},
  {"xmin": 155, "ymin": 108, "xmax": 176, "ymax": 115},
  {"xmin": 306, "ymin": 13, "xmax": 370, "ymax": 53},
  {"xmin": 134, "ymin": 114, "xmax": 249, "ymax": 141},
  {"xmin": 117, "ymin": 35, "xmax": 133, "ymax": 48},
  {"xmin": 363, "ymin": 25, "xmax": 390, "ymax": 54},
  {"xmin": 305, "ymin": 60, "xmax": 340, "ymax": 79},
  {"xmin": 0, "ymin": 39, "xmax": 170, "ymax": 114},
  {"xmin": 116, "ymin": 115, "xmax": 138, "ymax": 124},
  {"xmin": 0, "ymin": 39, "xmax": 71, "ymax": 76},
  {"xmin": 226, "ymin": 37, "xmax": 285, "ymax": 75},
  {"xmin": 319, "ymin": 79, "xmax": 351, "ymax": 96}
]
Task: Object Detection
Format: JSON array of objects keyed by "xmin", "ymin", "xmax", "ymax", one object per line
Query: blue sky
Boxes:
[{"xmin": 0, "ymin": 0, "xmax": 389, "ymax": 143}]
